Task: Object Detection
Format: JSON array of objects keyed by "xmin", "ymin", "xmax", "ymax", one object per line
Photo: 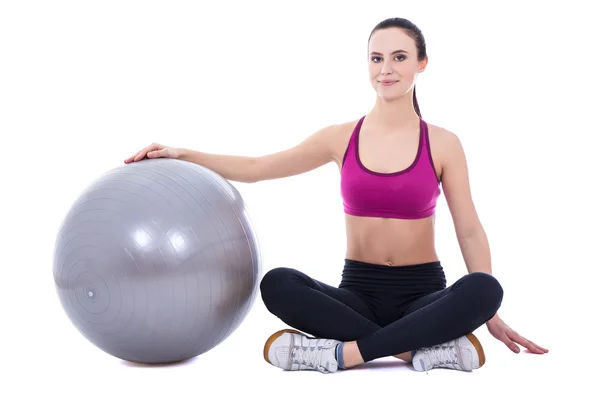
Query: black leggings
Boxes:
[{"xmin": 260, "ymin": 259, "xmax": 503, "ymax": 363}]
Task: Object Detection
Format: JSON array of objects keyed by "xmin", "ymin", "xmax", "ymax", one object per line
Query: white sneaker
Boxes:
[
  {"xmin": 412, "ymin": 333, "xmax": 485, "ymax": 372},
  {"xmin": 263, "ymin": 329, "xmax": 341, "ymax": 373}
]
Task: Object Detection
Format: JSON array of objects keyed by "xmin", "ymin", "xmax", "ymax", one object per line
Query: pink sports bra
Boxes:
[{"xmin": 340, "ymin": 116, "xmax": 441, "ymax": 219}]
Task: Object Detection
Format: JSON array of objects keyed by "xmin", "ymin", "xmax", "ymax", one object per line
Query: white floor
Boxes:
[{"xmin": 5, "ymin": 297, "xmax": 585, "ymax": 400}]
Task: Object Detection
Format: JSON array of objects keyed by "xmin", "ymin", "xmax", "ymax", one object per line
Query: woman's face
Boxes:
[{"xmin": 368, "ymin": 28, "xmax": 427, "ymax": 101}]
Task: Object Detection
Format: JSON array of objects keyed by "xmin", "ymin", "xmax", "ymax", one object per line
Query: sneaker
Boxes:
[
  {"xmin": 412, "ymin": 333, "xmax": 485, "ymax": 372},
  {"xmin": 263, "ymin": 329, "xmax": 341, "ymax": 373}
]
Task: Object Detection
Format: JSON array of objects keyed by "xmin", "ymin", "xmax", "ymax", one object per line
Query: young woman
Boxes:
[{"xmin": 125, "ymin": 17, "xmax": 548, "ymax": 374}]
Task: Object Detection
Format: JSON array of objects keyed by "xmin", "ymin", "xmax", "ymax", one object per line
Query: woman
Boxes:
[{"xmin": 125, "ymin": 17, "xmax": 548, "ymax": 373}]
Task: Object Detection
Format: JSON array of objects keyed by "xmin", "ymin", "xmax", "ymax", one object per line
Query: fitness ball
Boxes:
[{"xmin": 52, "ymin": 158, "xmax": 261, "ymax": 364}]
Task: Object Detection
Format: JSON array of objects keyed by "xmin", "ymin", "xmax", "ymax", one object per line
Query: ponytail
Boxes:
[{"xmin": 413, "ymin": 86, "xmax": 421, "ymax": 118}]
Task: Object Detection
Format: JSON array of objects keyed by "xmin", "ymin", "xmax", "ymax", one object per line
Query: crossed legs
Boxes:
[{"xmin": 259, "ymin": 266, "xmax": 503, "ymax": 370}]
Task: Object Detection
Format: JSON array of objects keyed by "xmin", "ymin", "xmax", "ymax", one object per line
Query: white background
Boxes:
[{"xmin": 1, "ymin": 0, "xmax": 598, "ymax": 398}]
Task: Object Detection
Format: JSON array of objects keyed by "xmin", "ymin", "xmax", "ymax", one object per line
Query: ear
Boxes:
[{"xmin": 419, "ymin": 56, "xmax": 428, "ymax": 72}]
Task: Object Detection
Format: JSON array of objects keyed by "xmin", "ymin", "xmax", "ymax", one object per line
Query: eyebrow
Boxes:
[{"xmin": 370, "ymin": 50, "xmax": 409, "ymax": 56}]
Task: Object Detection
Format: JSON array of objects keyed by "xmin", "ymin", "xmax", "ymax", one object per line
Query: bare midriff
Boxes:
[{"xmin": 343, "ymin": 214, "xmax": 439, "ymax": 267}]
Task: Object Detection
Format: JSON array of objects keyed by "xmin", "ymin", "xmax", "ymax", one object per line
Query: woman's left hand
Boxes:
[{"xmin": 486, "ymin": 315, "xmax": 549, "ymax": 354}]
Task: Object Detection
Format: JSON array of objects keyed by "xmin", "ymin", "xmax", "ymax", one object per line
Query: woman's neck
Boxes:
[{"xmin": 368, "ymin": 94, "xmax": 420, "ymax": 130}]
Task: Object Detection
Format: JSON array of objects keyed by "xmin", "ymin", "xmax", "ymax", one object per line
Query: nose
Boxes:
[{"xmin": 380, "ymin": 60, "xmax": 393, "ymax": 75}]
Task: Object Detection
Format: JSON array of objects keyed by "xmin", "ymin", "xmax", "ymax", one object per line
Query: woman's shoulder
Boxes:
[
  {"xmin": 425, "ymin": 121, "xmax": 458, "ymax": 140},
  {"xmin": 424, "ymin": 122, "xmax": 467, "ymax": 172},
  {"xmin": 316, "ymin": 118, "xmax": 362, "ymax": 146},
  {"xmin": 424, "ymin": 121, "xmax": 463, "ymax": 152},
  {"xmin": 324, "ymin": 117, "xmax": 363, "ymax": 134},
  {"xmin": 320, "ymin": 118, "xmax": 363, "ymax": 166}
]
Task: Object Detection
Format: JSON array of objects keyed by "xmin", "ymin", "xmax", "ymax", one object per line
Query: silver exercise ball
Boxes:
[{"xmin": 52, "ymin": 158, "xmax": 261, "ymax": 364}]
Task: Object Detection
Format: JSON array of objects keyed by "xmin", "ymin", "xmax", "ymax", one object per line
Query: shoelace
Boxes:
[
  {"xmin": 291, "ymin": 340, "xmax": 328, "ymax": 371},
  {"xmin": 422, "ymin": 343, "xmax": 459, "ymax": 372}
]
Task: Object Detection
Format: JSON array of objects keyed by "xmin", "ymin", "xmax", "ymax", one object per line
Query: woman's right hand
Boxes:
[{"xmin": 124, "ymin": 143, "xmax": 182, "ymax": 164}]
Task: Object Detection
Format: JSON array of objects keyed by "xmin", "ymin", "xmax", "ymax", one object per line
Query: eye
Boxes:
[{"xmin": 370, "ymin": 55, "xmax": 406, "ymax": 63}]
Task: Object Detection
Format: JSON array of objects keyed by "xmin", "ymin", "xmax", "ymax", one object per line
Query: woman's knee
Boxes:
[
  {"xmin": 461, "ymin": 272, "xmax": 504, "ymax": 312},
  {"xmin": 259, "ymin": 267, "xmax": 300, "ymax": 304}
]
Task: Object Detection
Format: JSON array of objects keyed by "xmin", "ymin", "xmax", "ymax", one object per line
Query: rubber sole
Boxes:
[
  {"xmin": 263, "ymin": 329, "xmax": 303, "ymax": 364},
  {"xmin": 465, "ymin": 332, "xmax": 486, "ymax": 368}
]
